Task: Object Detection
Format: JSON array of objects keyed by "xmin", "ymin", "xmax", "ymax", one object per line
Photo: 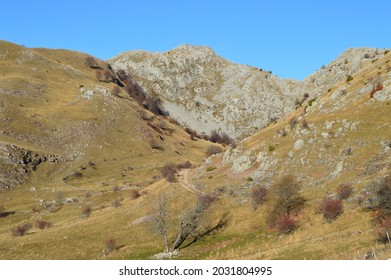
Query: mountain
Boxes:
[
  {"xmin": 0, "ymin": 40, "xmax": 390, "ymax": 259},
  {"xmin": 109, "ymin": 45, "xmax": 317, "ymax": 140}
]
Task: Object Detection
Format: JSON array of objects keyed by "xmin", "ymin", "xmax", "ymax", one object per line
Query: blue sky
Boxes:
[{"xmin": 1, "ymin": 0, "xmax": 390, "ymax": 79}]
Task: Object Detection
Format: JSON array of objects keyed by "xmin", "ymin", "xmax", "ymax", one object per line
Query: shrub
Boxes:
[
  {"xmin": 81, "ymin": 205, "xmax": 92, "ymax": 218},
  {"xmin": 112, "ymin": 86, "xmax": 121, "ymax": 96},
  {"xmin": 130, "ymin": 190, "xmax": 141, "ymax": 200},
  {"xmin": 268, "ymin": 145, "xmax": 276, "ymax": 152},
  {"xmin": 149, "ymin": 139, "xmax": 164, "ymax": 151},
  {"xmin": 370, "ymin": 83, "xmax": 383, "ymax": 98},
  {"xmin": 337, "ymin": 183, "xmax": 353, "ymax": 200},
  {"xmin": 247, "ymin": 177, "xmax": 253, "ymax": 182},
  {"xmin": 206, "ymin": 166, "xmax": 217, "ymax": 172},
  {"xmin": 117, "ymin": 69, "xmax": 127, "ymax": 81},
  {"xmin": 112, "ymin": 198, "xmax": 121, "ymax": 208},
  {"xmin": 209, "ymin": 130, "xmax": 221, "ymax": 143},
  {"xmin": 251, "ymin": 186, "xmax": 268, "ymax": 210},
  {"xmin": 35, "ymin": 219, "xmax": 52, "ymax": 229},
  {"xmin": 104, "ymin": 238, "xmax": 117, "ymax": 253},
  {"xmin": 176, "ymin": 161, "xmax": 192, "ymax": 169},
  {"xmin": 377, "ymin": 217, "xmax": 391, "ymax": 244},
  {"xmin": 85, "ymin": 56, "xmax": 100, "ymax": 69},
  {"xmin": 197, "ymin": 193, "xmax": 217, "ymax": 209},
  {"xmin": 161, "ymin": 163, "xmax": 177, "ymax": 182},
  {"xmin": 363, "ymin": 173, "xmax": 391, "ymax": 215},
  {"xmin": 267, "ymin": 175, "xmax": 306, "ymax": 231},
  {"xmin": 274, "ymin": 214, "xmax": 297, "ymax": 234},
  {"xmin": 346, "ymin": 75, "xmax": 353, "ymax": 82},
  {"xmin": 206, "ymin": 145, "xmax": 223, "ymax": 156},
  {"xmin": 289, "ymin": 117, "xmax": 298, "ymax": 128},
  {"xmin": 308, "ymin": 98, "xmax": 317, "ymax": 106},
  {"xmin": 320, "ymin": 197, "xmax": 343, "ymax": 222},
  {"xmin": 12, "ymin": 223, "xmax": 32, "ymax": 237}
]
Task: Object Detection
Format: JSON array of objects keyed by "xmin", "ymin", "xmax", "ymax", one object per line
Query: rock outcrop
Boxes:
[{"xmin": 109, "ymin": 45, "xmax": 317, "ymax": 140}]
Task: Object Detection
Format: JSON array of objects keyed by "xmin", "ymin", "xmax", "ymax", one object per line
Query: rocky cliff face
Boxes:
[{"xmin": 109, "ymin": 45, "xmax": 317, "ymax": 140}]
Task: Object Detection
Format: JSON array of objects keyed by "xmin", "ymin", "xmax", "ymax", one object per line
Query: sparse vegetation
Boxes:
[
  {"xmin": 130, "ymin": 190, "xmax": 141, "ymax": 200},
  {"xmin": 112, "ymin": 198, "xmax": 121, "ymax": 208},
  {"xmin": 12, "ymin": 223, "xmax": 32, "ymax": 237}
]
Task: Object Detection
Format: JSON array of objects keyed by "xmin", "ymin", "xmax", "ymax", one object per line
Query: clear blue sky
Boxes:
[{"xmin": 1, "ymin": 0, "xmax": 390, "ymax": 80}]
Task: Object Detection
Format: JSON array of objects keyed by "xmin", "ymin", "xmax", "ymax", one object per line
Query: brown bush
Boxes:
[
  {"xmin": 85, "ymin": 56, "xmax": 100, "ymax": 69},
  {"xmin": 176, "ymin": 161, "xmax": 192, "ymax": 170},
  {"xmin": 197, "ymin": 193, "xmax": 217, "ymax": 209},
  {"xmin": 274, "ymin": 214, "xmax": 297, "ymax": 234},
  {"xmin": 112, "ymin": 198, "xmax": 121, "ymax": 208},
  {"xmin": 112, "ymin": 86, "xmax": 121, "ymax": 96},
  {"xmin": 161, "ymin": 163, "xmax": 177, "ymax": 182},
  {"xmin": 12, "ymin": 223, "xmax": 32, "ymax": 237},
  {"xmin": 130, "ymin": 190, "xmax": 141, "ymax": 200},
  {"xmin": 206, "ymin": 145, "xmax": 223, "ymax": 156},
  {"xmin": 320, "ymin": 197, "xmax": 343, "ymax": 222},
  {"xmin": 251, "ymin": 186, "xmax": 268, "ymax": 210},
  {"xmin": 117, "ymin": 69, "xmax": 127, "ymax": 81},
  {"xmin": 337, "ymin": 183, "xmax": 353, "ymax": 200},
  {"xmin": 81, "ymin": 205, "xmax": 92, "ymax": 218},
  {"xmin": 35, "ymin": 219, "xmax": 52, "ymax": 229},
  {"xmin": 209, "ymin": 130, "xmax": 221, "ymax": 143},
  {"xmin": 104, "ymin": 238, "xmax": 117, "ymax": 253}
]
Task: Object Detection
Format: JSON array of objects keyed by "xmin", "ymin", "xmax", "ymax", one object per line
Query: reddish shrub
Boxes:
[
  {"xmin": 251, "ymin": 186, "xmax": 268, "ymax": 210},
  {"xmin": 130, "ymin": 190, "xmax": 141, "ymax": 200},
  {"xmin": 337, "ymin": 183, "xmax": 353, "ymax": 200},
  {"xmin": 35, "ymin": 219, "xmax": 52, "ymax": 229},
  {"xmin": 161, "ymin": 163, "xmax": 177, "ymax": 182},
  {"xmin": 274, "ymin": 214, "xmax": 297, "ymax": 234},
  {"xmin": 370, "ymin": 83, "xmax": 383, "ymax": 98},
  {"xmin": 320, "ymin": 197, "xmax": 343, "ymax": 222},
  {"xmin": 377, "ymin": 217, "xmax": 391, "ymax": 244},
  {"xmin": 12, "ymin": 223, "xmax": 32, "ymax": 237}
]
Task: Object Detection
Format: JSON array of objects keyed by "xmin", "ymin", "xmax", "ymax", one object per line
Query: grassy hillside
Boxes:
[
  {"xmin": 0, "ymin": 41, "xmax": 213, "ymax": 259},
  {"xmin": 0, "ymin": 41, "xmax": 390, "ymax": 259}
]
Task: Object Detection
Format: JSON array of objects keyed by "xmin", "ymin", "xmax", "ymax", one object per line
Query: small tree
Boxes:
[
  {"xmin": 36, "ymin": 219, "xmax": 52, "ymax": 229},
  {"xmin": 152, "ymin": 195, "xmax": 170, "ymax": 252},
  {"xmin": 267, "ymin": 175, "xmax": 306, "ymax": 232}
]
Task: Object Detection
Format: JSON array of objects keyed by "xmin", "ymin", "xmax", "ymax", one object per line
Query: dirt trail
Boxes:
[{"xmin": 178, "ymin": 169, "xmax": 202, "ymax": 194}]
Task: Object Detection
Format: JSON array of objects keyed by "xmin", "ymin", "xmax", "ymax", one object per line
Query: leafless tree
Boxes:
[{"xmin": 151, "ymin": 195, "xmax": 170, "ymax": 252}]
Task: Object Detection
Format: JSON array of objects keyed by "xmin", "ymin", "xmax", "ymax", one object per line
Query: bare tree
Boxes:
[
  {"xmin": 151, "ymin": 195, "xmax": 170, "ymax": 252},
  {"xmin": 171, "ymin": 194, "xmax": 214, "ymax": 250}
]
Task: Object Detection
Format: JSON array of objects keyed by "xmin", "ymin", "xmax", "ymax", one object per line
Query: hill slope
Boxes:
[{"xmin": 0, "ymin": 41, "xmax": 390, "ymax": 259}]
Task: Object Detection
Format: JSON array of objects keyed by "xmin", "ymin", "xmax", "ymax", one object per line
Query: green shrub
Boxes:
[{"xmin": 346, "ymin": 75, "xmax": 353, "ymax": 82}]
